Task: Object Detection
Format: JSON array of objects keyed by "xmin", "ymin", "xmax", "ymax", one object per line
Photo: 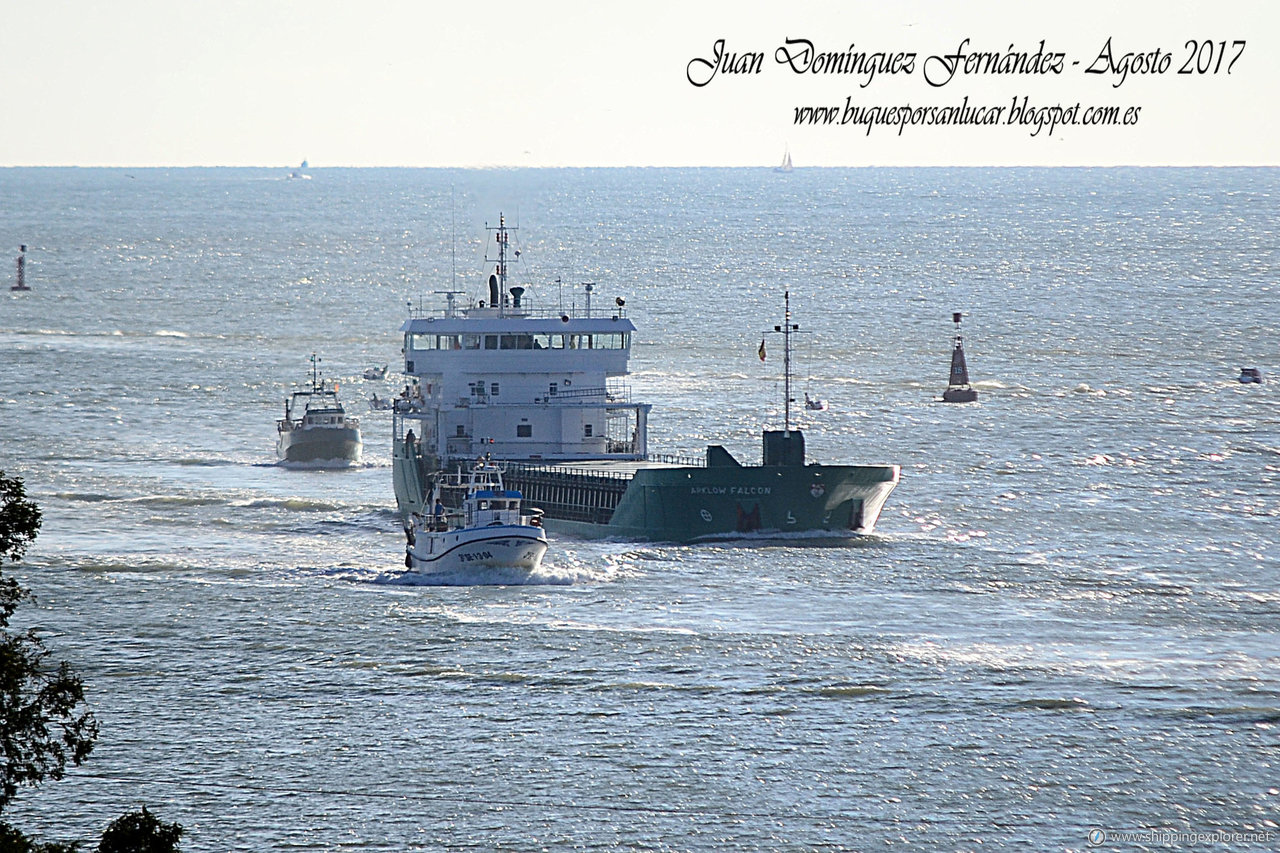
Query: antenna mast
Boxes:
[
  {"xmin": 485, "ymin": 212, "xmax": 517, "ymax": 317},
  {"xmin": 770, "ymin": 290, "xmax": 799, "ymax": 431}
]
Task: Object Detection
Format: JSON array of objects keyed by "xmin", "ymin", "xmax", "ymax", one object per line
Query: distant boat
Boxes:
[
  {"xmin": 276, "ymin": 354, "xmax": 362, "ymax": 465},
  {"xmin": 804, "ymin": 392, "xmax": 828, "ymax": 411},
  {"xmin": 941, "ymin": 312, "xmax": 978, "ymax": 403},
  {"xmin": 11, "ymin": 245, "xmax": 31, "ymax": 291},
  {"xmin": 1238, "ymin": 367, "xmax": 1263, "ymax": 384},
  {"xmin": 362, "ymin": 364, "xmax": 388, "ymax": 380},
  {"xmin": 288, "ymin": 160, "xmax": 311, "ymax": 180},
  {"xmin": 774, "ymin": 147, "xmax": 794, "ymax": 173}
]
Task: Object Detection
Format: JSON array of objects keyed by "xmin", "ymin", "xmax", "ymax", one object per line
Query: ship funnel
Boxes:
[
  {"xmin": 510, "ymin": 286, "xmax": 525, "ymax": 308},
  {"xmin": 488, "ymin": 273, "xmax": 500, "ymax": 308}
]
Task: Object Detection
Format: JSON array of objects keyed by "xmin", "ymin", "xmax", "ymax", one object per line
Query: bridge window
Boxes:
[{"xmin": 516, "ymin": 424, "xmax": 532, "ymax": 437}]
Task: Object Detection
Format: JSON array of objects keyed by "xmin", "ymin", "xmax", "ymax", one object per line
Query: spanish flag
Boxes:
[{"xmin": 758, "ymin": 339, "xmax": 766, "ymax": 361}]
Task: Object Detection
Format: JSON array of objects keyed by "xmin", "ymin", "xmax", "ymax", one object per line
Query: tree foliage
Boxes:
[
  {"xmin": 97, "ymin": 807, "xmax": 183, "ymax": 853},
  {"xmin": 0, "ymin": 818, "xmax": 81, "ymax": 851},
  {"xmin": 1, "ymin": 472, "xmax": 182, "ymax": 851},
  {"xmin": 0, "ymin": 472, "xmax": 42, "ymax": 565},
  {"xmin": 0, "ymin": 471, "xmax": 99, "ymax": 813}
]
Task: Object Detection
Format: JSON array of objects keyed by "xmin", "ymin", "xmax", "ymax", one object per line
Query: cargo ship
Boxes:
[{"xmin": 391, "ymin": 214, "xmax": 899, "ymax": 542}]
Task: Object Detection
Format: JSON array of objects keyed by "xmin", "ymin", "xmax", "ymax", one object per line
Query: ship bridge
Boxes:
[{"xmin": 393, "ymin": 297, "xmax": 649, "ymax": 474}]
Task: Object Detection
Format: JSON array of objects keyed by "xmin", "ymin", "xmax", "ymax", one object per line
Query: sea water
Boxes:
[{"xmin": 1, "ymin": 167, "xmax": 1277, "ymax": 850}]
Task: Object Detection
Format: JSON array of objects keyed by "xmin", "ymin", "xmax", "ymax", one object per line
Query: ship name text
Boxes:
[{"xmin": 690, "ymin": 486, "xmax": 773, "ymax": 496}]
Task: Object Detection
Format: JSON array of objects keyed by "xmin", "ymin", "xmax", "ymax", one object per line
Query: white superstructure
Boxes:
[{"xmin": 394, "ymin": 214, "xmax": 650, "ymax": 467}]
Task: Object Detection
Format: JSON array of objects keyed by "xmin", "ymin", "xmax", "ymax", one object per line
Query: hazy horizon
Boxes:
[{"xmin": 3, "ymin": 1, "xmax": 1275, "ymax": 168}]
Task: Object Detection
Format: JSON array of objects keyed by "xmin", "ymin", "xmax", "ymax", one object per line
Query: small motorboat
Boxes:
[
  {"xmin": 405, "ymin": 458, "xmax": 547, "ymax": 577},
  {"xmin": 363, "ymin": 364, "xmax": 388, "ymax": 381},
  {"xmin": 368, "ymin": 392, "xmax": 393, "ymax": 411},
  {"xmin": 1238, "ymin": 367, "xmax": 1263, "ymax": 384},
  {"xmin": 804, "ymin": 392, "xmax": 828, "ymax": 411}
]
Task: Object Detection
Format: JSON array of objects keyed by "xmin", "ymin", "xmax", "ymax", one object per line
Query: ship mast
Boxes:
[
  {"xmin": 773, "ymin": 290, "xmax": 799, "ymax": 431},
  {"xmin": 485, "ymin": 213, "xmax": 517, "ymax": 316}
]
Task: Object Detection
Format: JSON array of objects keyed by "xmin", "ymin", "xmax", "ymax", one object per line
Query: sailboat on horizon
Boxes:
[{"xmin": 774, "ymin": 146, "xmax": 794, "ymax": 173}]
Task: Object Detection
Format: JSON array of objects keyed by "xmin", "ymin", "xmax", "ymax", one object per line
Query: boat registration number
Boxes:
[{"xmin": 459, "ymin": 551, "xmax": 494, "ymax": 562}]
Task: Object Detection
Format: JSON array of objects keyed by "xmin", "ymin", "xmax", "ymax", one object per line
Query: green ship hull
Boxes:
[{"xmin": 394, "ymin": 429, "xmax": 899, "ymax": 543}]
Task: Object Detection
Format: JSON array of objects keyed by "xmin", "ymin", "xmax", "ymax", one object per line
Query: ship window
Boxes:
[
  {"xmin": 462, "ymin": 335, "xmax": 481, "ymax": 349},
  {"xmin": 517, "ymin": 424, "xmax": 532, "ymax": 437},
  {"xmin": 491, "ymin": 383, "xmax": 500, "ymax": 396},
  {"xmin": 549, "ymin": 383, "xmax": 557, "ymax": 396},
  {"xmin": 594, "ymin": 333, "xmax": 626, "ymax": 349},
  {"xmin": 484, "ymin": 335, "xmax": 498, "ymax": 350},
  {"xmin": 584, "ymin": 424, "xmax": 593, "ymax": 437},
  {"xmin": 456, "ymin": 425, "xmax": 466, "ymax": 437},
  {"xmin": 533, "ymin": 333, "xmax": 562, "ymax": 349},
  {"xmin": 499, "ymin": 334, "xmax": 533, "ymax": 350}
]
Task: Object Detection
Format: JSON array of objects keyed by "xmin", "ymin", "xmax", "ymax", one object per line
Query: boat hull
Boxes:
[
  {"xmin": 277, "ymin": 426, "xmax": 362, "ymax": 465},
  {"xmin": 393, "ymin": 448, "xmax": 899, "ymax": 543},
  {"xmin": 406, "ymin": 526, "xmax": 548, "ymax": 574}
]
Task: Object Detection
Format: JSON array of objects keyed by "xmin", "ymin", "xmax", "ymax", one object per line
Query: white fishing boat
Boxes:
[
  {"xmin": 363, "ymin": 364, "xmax": 388, "ymax": 380},
  {"xmin": 404, "ymin": 458, "xmax": 547, "ymax": 576},
  {"xmin": 276, "ymin": 354, "xmax": 362, "ymax": 465}
]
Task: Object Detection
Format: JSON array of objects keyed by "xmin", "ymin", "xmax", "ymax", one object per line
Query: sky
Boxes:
[{"xmin": 2, "ymin": 0, "xmax": 1276, "ymax": 167}]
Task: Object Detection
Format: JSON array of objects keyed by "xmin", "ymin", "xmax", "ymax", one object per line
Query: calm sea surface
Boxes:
[{"xmin": 1, "ymin": 167, "xmax": 1277, "ymax": 851}]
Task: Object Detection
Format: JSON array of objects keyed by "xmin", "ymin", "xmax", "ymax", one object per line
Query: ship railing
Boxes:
[
  {"xmin": 544, "ymin": 386, "xmax": 608, "ymax": 401},
  {"xmin": 535, "ymin": 384, "xmax": 633, "ymax": 404},
  {"xmin": 645, "ymin": 452, "xmax": 706, "ymax": 467},
  {"xmin": 407, "ymin": 299, "xmax": 628, "ymax": 322},
  {"xmin": 502, "ymin": 460, "xmax": 635, "ymax": 483}
]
